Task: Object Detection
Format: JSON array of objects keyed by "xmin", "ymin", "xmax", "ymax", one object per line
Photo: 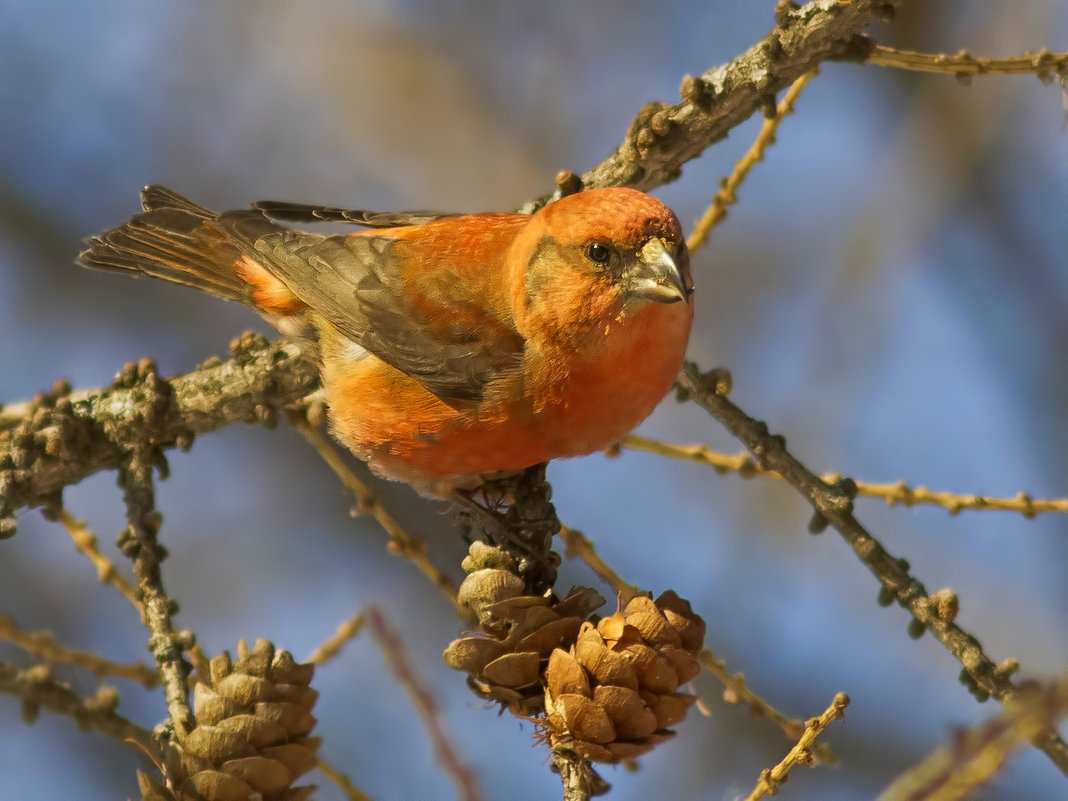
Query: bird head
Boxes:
[{"xmin": 513, "ymin": 187, "xmax": 693, "ymax": 337}]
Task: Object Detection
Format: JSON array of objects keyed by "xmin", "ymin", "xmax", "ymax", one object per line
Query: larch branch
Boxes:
[
  {"xmin": 0, "ymin": 334, "xmax": 319, "ymax": 532},
  {"xmin": 0, "ymin": 660, "xmax": 158, "ymax": 760},
  {"xmin": 675, "ymin": 362, "xmax": 1068, "ymax": 777},
  {"xmin": 521, "ymin": 0, "xmax": 900, "ymax": 210},
  {"xmin": 867, "ymin": 45, "xmax": 1068, "ymax": 80},
  {"xmin": 622, "ymin": 434, "xmax": 1068, "ymax": 517}
]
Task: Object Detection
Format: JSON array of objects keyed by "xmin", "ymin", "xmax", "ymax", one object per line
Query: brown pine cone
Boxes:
[
  {"xmin": 443, "ymin": 542, "xmax": 604, "ymax": 715},
  {"xmin": 139, "ymin": 639, "xmax": 319, "ymax": 801},
  {"xmin": 543, "ymin": 590, "xmax": 705, "ymax": 763}
]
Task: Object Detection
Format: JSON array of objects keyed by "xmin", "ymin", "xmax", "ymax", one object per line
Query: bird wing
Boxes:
[
  {"xmin": 252, "ymin": 200, "xmax": 456, "ymax": 228},
  {"xmin": 220, "ymin": 213, "xmax": 523, "ymax": 403}
]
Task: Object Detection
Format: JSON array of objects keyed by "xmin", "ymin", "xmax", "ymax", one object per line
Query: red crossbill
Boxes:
[{"xmin": 78, "ymin": 185, "xmax": 693, "ymax": 495}]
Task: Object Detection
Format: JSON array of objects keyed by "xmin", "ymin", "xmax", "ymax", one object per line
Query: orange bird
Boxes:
[{"xmin": 79, "ymin": 185, "xmax": 693, "ymax": 496}]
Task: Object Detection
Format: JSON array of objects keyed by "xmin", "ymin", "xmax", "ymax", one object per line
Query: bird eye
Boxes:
[{"xmin": 585, "ymin": 242, "xmax": 611, "ymax": 264}]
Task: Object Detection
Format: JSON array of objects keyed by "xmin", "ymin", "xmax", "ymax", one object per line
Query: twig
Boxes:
[
  {"xmin": 558, "ymin": 525, "xmax": 641, "ymax": 603},
  {"xmin": 58, "ymin": 509, "xmax": 143, "ymax": 609},
  {"xmin": 676, "ymin": 362, "xmax": 1068, "ymax": 776},
  {"xmin": 0, "ymin": 614, "xmax": 159, "ymax": 688},
  {"xmin": 698, "ymin": 649, "xmax": 835, "ymax": 765},
  {"xmin": 867, "ymin": 45, "xmax": 1068, "ymax": 80},
  {"xmin": 186, "ymin": 643, "xmax": 212, "ymax": 687},
  {"xmin": 117, "ymin": 436, "xmax": 193, "ymax": 735},
  {"xmin": 877, "ymin": 674, "xmax": 1068, "ymax": 801},
  {"xmin": 558, "ymin": 525, "xmax": 830, "ymax": 763},
  {"xmin": 520, "ymin": 0, "xmax": 899, "ymax": 210},
  {"xmin": 688, "ymin": 70, "xmax": 816, "ymax": 252},
  {"xmin": 306, "ymin": 611, "xmax": 365, "ymax": 665},
  {"xmin": 622, "ymin": 434, "xmax": 1068, "ymax": 517},
  {"xmin": 743, "ymin": 692, "xmax": 850, "ymax": 801},
  {"xmin": 551, "ymin": 750, "xmax": 610, "ymax": 801},
  {"xmin": 315, "ymin": 755, "xmax": 377, "ymax": 801},
  {"xmin": 0, "ymin": 335, "xmax": 318, "ymax": 529},
  {"xmin": 366, "ymin": 606, "xmax": 484, "ymax": 801},
  {"xmin": 0, "ymin": 660, "xmax": 158, "ymax": 760},
  {"xmin": 288, "ymin": 412, "xmax": 460, "ymax": 605}
]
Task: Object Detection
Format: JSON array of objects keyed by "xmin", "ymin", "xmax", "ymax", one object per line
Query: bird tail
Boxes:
[{"xmin": 77, "ymin": 184, "xmax": 256, "ymax": 304}]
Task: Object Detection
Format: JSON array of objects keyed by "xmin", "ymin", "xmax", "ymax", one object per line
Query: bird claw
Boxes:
[{"xmin": 452, "ymin": 465, "xmax": 560, "ymax": 593}]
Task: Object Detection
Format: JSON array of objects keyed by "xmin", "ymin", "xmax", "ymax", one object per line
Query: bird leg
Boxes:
[{"xmin": 452, "ymin": 463, "xmax": 560, "ymax": 594}]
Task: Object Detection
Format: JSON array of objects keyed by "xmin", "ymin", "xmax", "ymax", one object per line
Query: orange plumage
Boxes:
[{"xmin": 79, "ymin": 185, "xmax": 693, "ymax": 495}]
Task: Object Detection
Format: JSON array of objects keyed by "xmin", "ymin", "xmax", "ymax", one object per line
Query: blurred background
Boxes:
[{"xmin": 1, "ymin": 2, "xmax": 1066, "ymax": 799}]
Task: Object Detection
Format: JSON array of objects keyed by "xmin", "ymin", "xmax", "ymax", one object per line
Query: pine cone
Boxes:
[
  {"xmin": 543, "ymin": 590, "xmax": 705, "ymax": 763},
  {"xmin": 139, "ymin": 639, "xmax": 319, "ymax": 801},
  {"xmin": 443, "ymin": 542, "xmax": 604, "ymax": 715}
]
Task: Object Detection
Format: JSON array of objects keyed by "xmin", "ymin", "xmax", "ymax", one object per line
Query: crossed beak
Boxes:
[{"xmin": 628, "ymin": 238, "xmax": 690, "ymax": 304}]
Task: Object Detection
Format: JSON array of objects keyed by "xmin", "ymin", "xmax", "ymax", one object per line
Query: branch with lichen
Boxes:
[
  {"xmin": 675, "ymin": 362, "xmax": 1068, "ymax": 777},
  {"xmin": 520, "ymin": 0, "xmax": 902, "ymax": 210},
  {"xmin": 743, "ymin": 693, "xmax": 850, "ymax": 801},
  {"xmin": 0, "ymin": 334, "xmax": 318, "ymax": 534},
  {"xmin": 622, "ymin": 434, "xmax": 1068, "ymax": 517},
  {"xmin": 113, "ymin": 387, "xmax": 194, "ymax": 736}
]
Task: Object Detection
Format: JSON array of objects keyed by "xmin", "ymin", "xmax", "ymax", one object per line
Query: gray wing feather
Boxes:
[
  {"xmin": 252, "ymin": 200, "xmax": 455, "ymax": 228},
  {"xmin": 247, "ymin": 230, "xmax": 518, "ymax": 402}
]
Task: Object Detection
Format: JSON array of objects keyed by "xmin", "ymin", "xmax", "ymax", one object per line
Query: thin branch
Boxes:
[
  {"xmin": 688, "ymin": 70, "xmax": 816, "ymax": 252},
  {"xmin": 315, "ymin": 755, "xmax": 377, "ymax": 801},
  {"xmin": 559, "ymin": 524, "xmax": 834, "ymax": 763},
  {"xmin": 867, "ymin": 45, "xmax": 1068, "ymax": 80},
  {"xmin": 0, "ymin": 660, "xmax": 158, "ymax": 760},
  {"xmin": 698, "ymin": 649, "xmax": 835, "ymax": 765},
  {"xmin": 288, "ymin": 411, "xmax": 460, "ymax": 605},
  {"xmin": 622, "ymin": 434, "xmax": 1068, "ymax": 517},
  {"xmin": 558, "ymin": 525, "xmax": 641, "ymax": 603},
  {"xmin": 306, "ymin": 611, "xmax": 365, "ymax": 666},
  {"xmin": 743, "ymin": 692, "xmax": 850, "ymax": 801},
  {"xmin": 0, "ymin": 335, "xmax": 318, "ymax": 528},
  {"xmin": 366, "ymin": 606, "xmax": 484, "ymax": 801},
  {"xmin": 116, "ymin": 429, "xmax": 193, "ymax": 735},
  {"xmin": 186, "ymin": 643, "xmax": 212, "ymax": 687},
  {"xmin": 877, "ymin": 673, "xmax": 1068, "ymax": 801},
  {"xmin": 521, "ymin": 0, "xmax": 899, "ymax": 210},
  {"xmin": 676, "ymin": 362, "xmax": 1068, "ymax": 776},
  {"xmin": 0, "ymin": 614, "xmax": 159, "ymax": 688},
  {"xmin": 58, "ymin": 509, "xmax": 143, "ymax": 610}
]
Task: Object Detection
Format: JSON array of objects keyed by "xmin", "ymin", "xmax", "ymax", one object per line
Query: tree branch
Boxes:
[
  {"xmin": 743, "ymin": 692, "xmax": 850, "ymax": 801},
  {"xmin": 675, "ymin": 362, "xmax": 1068, "ymax": 776},
  {"xmin": 0, "ymin": 334, "xmax": 318, "ymax": 531},
  {"xmin": 521, "ymin": 0, "xmax": 896, "ymax": 211},
  {"xmin": 0, "ymin": 661, "xmax": 158, "ymax": 760},
  {"xmin": 0, "ymin": 614, "xmax": 159, "ymax": 688},
  {"xmin": 622, "ymin": 434, "xmax": 1068, "ymax": 517},
  {"xmin": 117, "ymin": 439, "xmax": 193, "ymax": 735},
  {"xmin": 867, "ymin": 45, "xmax": 1068, "ymax": 80}
]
